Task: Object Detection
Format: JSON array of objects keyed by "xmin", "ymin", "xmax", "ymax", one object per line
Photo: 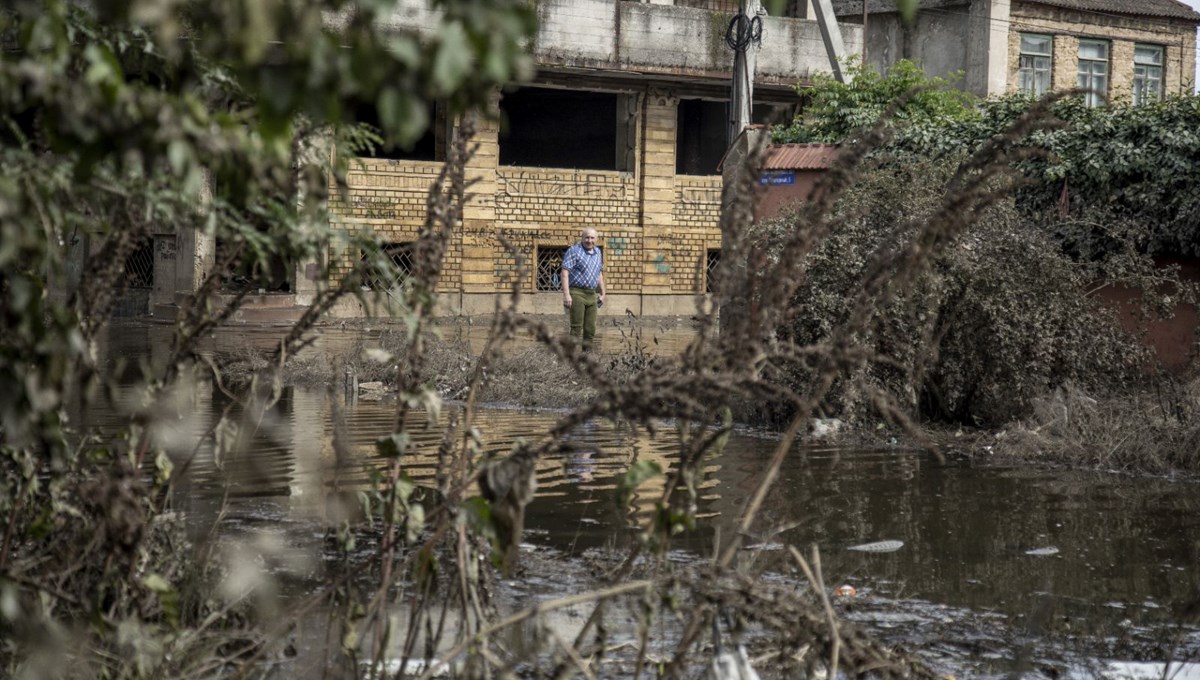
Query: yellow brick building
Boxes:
[
  {"xmin": 838, "ymin": 0, "xmax": 1199, "ymax": 101},
  {"xmin": 320, "ymin": 0, "xmax": 862, "ymax": 318}
]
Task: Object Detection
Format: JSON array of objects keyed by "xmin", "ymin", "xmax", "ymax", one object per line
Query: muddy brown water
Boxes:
[{"xmin": 81, "ymin": 322, "xmax": 1200, "ymax": 678}]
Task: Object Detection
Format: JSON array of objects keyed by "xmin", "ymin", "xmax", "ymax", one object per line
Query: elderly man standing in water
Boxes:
[{"xmin": 561, "ymin": 227, "xmax": 606, "ymax": 347}]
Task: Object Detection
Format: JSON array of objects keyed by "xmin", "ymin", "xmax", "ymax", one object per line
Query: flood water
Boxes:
[{"xmin": 82, "ymin": 322, "xmax": 1200, "ymax": 678}]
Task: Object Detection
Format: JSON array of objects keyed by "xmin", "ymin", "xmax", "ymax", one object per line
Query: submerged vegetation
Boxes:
[{"xmin": 2, "ymin": 5, "xmax": 1199, "ymax": 680}]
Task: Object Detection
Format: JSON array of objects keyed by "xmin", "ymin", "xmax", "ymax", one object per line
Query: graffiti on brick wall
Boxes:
[
  {"xmin": 346, "ymin": 171, "xmax": 439, "ymax": 191},
  {"xmin": 345, "ymin": 195, "xmax": 421, "ymax": 220},
  {"xmin": 677, "ymin": 188, "xmax": 720, "ymax": 207},
  {"xmin": 499, "ymin": 170, "xmax": 630, "ymax": 201},
  {"xmin": 463, "ymin": 225, "xmax": 573, "ymax": 247},
  {"xmin": 607, "ymin": 236, "xmax": 629, "ymax": 257}
]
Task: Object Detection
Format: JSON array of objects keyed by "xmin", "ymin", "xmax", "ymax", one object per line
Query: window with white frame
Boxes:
[
  {"xmin": 1018, "ymin": 33, "xmax": 1052, "ymax": 96},
  {"xmin": 1133, "ymin": 44, "xmax": 1164, "ymax": 106},
  {"xmin": 1077, "ymin": 40, "xmax": 1109, "ymax": 107}
]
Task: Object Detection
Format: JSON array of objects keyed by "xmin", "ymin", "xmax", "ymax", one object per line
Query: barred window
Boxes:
[
  {"xmin": 536, "ymin": 246, "xmax": 566, "ymax": 291},
  {"xmin": 124, "ymin": 239, "xmax": 154, "ymax": 289},
  {"xmin": 361, "ymin": 242, "xmax": 414, "ymax": 290},
  {"xmin": 1133, "ymin": 44, "xmax": 1163, "ymax": 106},
  {"xmin": 706, "ymin": 249, "xmax": 720, "ymax": 294}
]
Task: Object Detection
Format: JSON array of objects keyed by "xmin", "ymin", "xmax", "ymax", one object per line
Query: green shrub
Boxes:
[{"xmin": 769, "ymin": 158, "xmax": 1151, "ymax": 426}]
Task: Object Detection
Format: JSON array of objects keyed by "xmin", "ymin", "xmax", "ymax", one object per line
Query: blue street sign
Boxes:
[{"xmin": 759, "ymin": 170, "xmax": 796, "ymax": 186}]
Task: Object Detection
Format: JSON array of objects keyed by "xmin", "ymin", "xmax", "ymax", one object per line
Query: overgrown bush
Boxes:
[
  {"xmin": 767, "ymin": 157, "xmax": 1154, "ymax": 426},
  {"xmin": 994, "ymin": 380, "xmax": 1200, "ymax": 473}
]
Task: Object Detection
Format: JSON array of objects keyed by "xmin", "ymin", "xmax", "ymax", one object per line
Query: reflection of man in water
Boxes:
[
  {"xmin": 561, "ymin": 228, "xmax": 606, "ymax": 347},
  {"xmin": 564, "ymin": 419, "xmax": 601, "ymax": 484},
  {"xmin": 565, "ymin": 447, "xmax": 596, "ymax": 483}
]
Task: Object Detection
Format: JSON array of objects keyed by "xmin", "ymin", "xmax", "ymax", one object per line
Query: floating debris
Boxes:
[
  {"xmin": 848, "ymin": 540, "xmax": 904, "ymax": 553},
  {"xmin": 1024, "ymin": 547, "xmax": 1059, "ymax": 556},
  {"xmin": 743, "ymin": 542, "xmax": 786, "ymax": 552}
]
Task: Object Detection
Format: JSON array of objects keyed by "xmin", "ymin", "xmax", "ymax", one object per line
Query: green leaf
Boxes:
[
  {"xmin": 431, "ymin": 20, "xmax": 472, "ymax": 96},
  {"xmin": 616, "ymin": 460, "xmax": 662, "ymax": 507},
  {"xmin": 375, "ymin": 432, "xmax": 410, "ymax": 458},
  {"xmin": 83, "ymin": 43, "xmax": 123, "ymax": 85},
  {"xmin": 461, "ymin": 496, "xmax": 497, "ymax": 545},
  {"xmin": 142, "ymin": 574, "xmax": 179, "ymax": 628},
  {"xmin": 167, "ymin": 139, "xmax": 188, "ymax": 176}
]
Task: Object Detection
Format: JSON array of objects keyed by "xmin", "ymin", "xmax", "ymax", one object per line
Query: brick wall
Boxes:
[
  {"xmin": 1007, "ymin": 3, "xmax": 1198, "ymax": 99},
  {"xmin": 672, "ymin": 176, "xmax": 722, "ymax": 292},
  {"xmin": 327, "ymin": 89, "xmax": 728, "ymax": 306},
  {"xmin": 329, "ymin": 158, "xmax": 462, "ymax": 290}
]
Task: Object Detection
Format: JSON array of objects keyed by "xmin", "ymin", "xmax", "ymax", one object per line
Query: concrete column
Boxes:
[
  {"xmin": 152, "ymin": 234, "xmax": 177, "ymax": 313},
  {"xmin": 175, "ymin": 170, "xmax": 216, "ymax": 300},
  {"xmin": 639, "ymin": 89, "xmax": 678, "ymax": 303},
  {"xmin": 459, "ymin": 91, "xmax": 501, "ymax": 315},
  {"xmin": 294, "ymin": 131, "xmax": 334, "ymax": 307},
  {"xmin": 813, "ymin": 0, "xmax": 852, "ymax": 83},
  {"xmin": 966, "ymin": 0, "xmax": 1011, "ymax": 97}
]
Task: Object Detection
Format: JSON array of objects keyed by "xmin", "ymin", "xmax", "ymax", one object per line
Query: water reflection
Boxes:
[
  {"xmin": 82, "ymin": 375, "xmax": 1200, "ymax": 633},
  {"xmin": 76, "ymin": 322, "xmax": 1200, "ymax": 674}
]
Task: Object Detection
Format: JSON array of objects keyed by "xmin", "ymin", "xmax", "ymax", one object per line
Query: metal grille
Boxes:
[
  {"xmin": 706, "ymin": 249, "xmax": 720, "ymax": 294},
  {"xmin": 536, "ymin": 246, "xmax": 566, "ymax": 292},
  {"xmin": 124, "ymin": 239, "xmax": 154, "ymax": 289},
  {"xmin": 362, "ymin": 242, "xmax": 415, "ymax": 290}
]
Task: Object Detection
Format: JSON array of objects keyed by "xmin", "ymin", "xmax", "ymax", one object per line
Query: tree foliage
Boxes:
[
  {"xmin": 776, "ymin": 60, "xmax": 1200, "ymax": 257},
  {"xmin": 772, "ymin": 59, "xmax": 978, "ymax": 144},
  {"xmin": 0, "ymin": 0, "xmax": 534, "ymax": 674},
  {"xmin": 766, "ymin": 158, "xmax": 1162, "ymax": 426}
]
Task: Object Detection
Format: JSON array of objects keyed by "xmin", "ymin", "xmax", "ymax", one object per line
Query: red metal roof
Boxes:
[{"xmin": 763, "ymin": 143, "xmax": 839, "ymax": 170}]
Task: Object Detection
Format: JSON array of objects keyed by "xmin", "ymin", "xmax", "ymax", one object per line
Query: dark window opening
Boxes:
[
  {"xmin": 537, "ymin": 246, "xmax": 566, "ymax": 291},
  {"xmin": 500, "ymin": 88, "xmax": 621, "ymax": 170},
  {"xmin": 676, "ymin": 99, "xmax": 798, "ymax": 175},
  {"xmin": 706, "ymin": 249, "xmax": 720, "ymax": 294},
  {"xmin": 124, "ymin": 239, "xmax": 154, "ymax": 289},
  {"xmin": 677, "ymin": 99, "xmax": 727, "ymax": 176},
  {"xmin": 362, "ymin": 242, "xmax": 415, "ymax": 290},
  {"xmin": 753, "ymin": 102, "xmax": 797, "ymax": 127},
  {"xmin": 353, "ymin": 102, "xmax": 441, "ymax": 161},
  {"xmin": 781, "ymin": 0, "xmax": 809, "ymax": 18}
]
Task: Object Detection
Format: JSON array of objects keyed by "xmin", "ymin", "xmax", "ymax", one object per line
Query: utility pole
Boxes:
[
  {"xmin": 721, "ymin": 0, "xmax": 765, "ymax": 334},
  {"xmin": 727, "ymin": 0, "xmax": 764, "ymax": 148}
]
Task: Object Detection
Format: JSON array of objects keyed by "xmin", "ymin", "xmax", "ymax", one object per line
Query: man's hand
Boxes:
[
  {"xmin": 563, "ymin": 294, "xmax": 572, "ymax": 309},
  {"xmin": 598, "ymin": 292, "xmax": 606, "ymax": 308}
]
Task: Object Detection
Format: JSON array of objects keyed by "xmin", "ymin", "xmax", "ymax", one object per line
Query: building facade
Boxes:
[
  {"xmin": 835, "ymin": 0, "xmax": 1199, "ymax": 100},
  {"xmin": 320, "ymin": 0, "xmax": 861, "ymax": 318}
]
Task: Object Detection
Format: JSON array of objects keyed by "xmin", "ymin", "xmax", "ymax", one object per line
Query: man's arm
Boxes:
[
  {"xmin": 561, "ymin": 268, "xmax": 572, "ymax": 308},
  {"xmin": 597, "ymin": 272, "xmax": 605, "ymax": 306}
]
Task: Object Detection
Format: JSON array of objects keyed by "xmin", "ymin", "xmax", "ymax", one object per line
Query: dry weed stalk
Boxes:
[
  {"xmin": 8, "ymin": 88, "xmax": 1075, "ymax": 679},
  {"xmin": 381, "ymin": 95, "xmax": 1072, "ymax": 678}
]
